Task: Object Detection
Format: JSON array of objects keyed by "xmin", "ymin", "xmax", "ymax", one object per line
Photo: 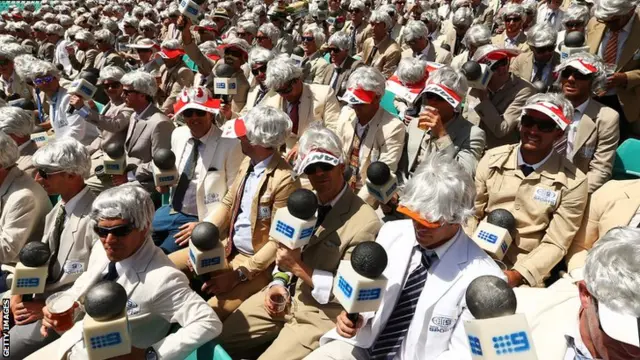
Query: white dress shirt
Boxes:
[
  {"xmin": 61, "ymin": 186, "xmax": 91, "ymax": 224},
  {"xmin": 517, "ymin": 145, "xmax": 554, "ymax": 170},
  {"xmin": 563, "ymin": 312, "xmax": 595, "ymax": 360},
  {"xmin": 50, "ymin": 87, "xmax": 100, "ymax": 146},
  {"xmin": 566, "ymin": 100, "xmax": 589, "ymax": 160},
  {"xmin": 175, "ymin": 126, "xmax": 215, "ymax": 216}
]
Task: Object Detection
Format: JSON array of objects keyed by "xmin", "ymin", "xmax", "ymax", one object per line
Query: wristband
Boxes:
[{"xmin": 273, "ymin": 272, "xmax": 291, "ymax": 285}]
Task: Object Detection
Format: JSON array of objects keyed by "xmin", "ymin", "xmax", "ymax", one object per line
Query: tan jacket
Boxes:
[
  {"xmin": 69, "ymin": 48, "xmax": 99, "ymax": 74},
  {"xmin": 207, "ymin": 152, "xmax": 300, "ymax": 280},
  {"xmin": 464, "ymin": 74, "xmax": 536, "ymax": 149},
  {"xmin": 510, "ymin": 51, "xmax": 561, "ymax": 89},
  {"xmin": 472, "ymin": 2, "xmax": 494, "ymax": 28},
  {"xmin": 473, "ymin": 144, "xmax": 588, "ymax": 286},
  {"xmin": 360, "ymin": 36, "xmax": 402, "ymax": 79},
  {"xmin": 92, "ymin": 50, "xmax": 125, "ymax": 71},
  {"xmin": 313, "ymin": 56, "xmax": 363, "ymax": 98},
  {"xmin": 401, "ymin": 44, "xmax": 452, "ymax": 65},
  {"xmin": 158, "ymin": 62, "xmax": 195, "ymax": 114},
  {"xmin": 451, "ymin": 50, "xmax": 469, "ymax": 71},
  {"xmin": 0, "ymin": 167, "xmax": 51, "ymax": 265},
  {"xmin": 336, "ymin": 107, "xmax": 406, "ymax": 206},
  {"xmin": 569, "ymin": 100, "xmax": 620, "ymax": 193},
  {"xmin": 566, "ymin": 179, "xmax": 640, "ymax": 272},
  {"xmin": 342, "ymin": 21, "xmax": 371, "ymax": 56},
  {"xmin": 491, "ymin": 32, "xmax": 530, "ymax": 54},
  {"xmin": 0, "ymin": 72, "xmax": 32, "ymax": 100},
  {"xmin": 586, "ymin": 10, "xmax": 640, "ymax": 124},
  {"xmin": 125, "ymin": 103, "xmax": 175, "ymax": 167},
  {"xmin": 16, "ymin": 140, "xmax": 38, "ymax": 178},
  {"xmin": 85, "ymin": 101, "xmax": 133, "ymax": 155},
  {"xmin": 302, "ymin": 51, "xmax": 331, "ymax": 84}
]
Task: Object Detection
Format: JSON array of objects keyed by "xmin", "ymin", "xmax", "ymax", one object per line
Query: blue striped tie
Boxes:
[{"xmin": 369, "ymin": 247, "xmax": 437, "ymax": 359}]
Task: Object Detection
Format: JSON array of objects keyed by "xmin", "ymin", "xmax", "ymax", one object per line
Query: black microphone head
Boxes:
[
  {"xmin": 487, "ymin": 209, "xmax": 517, "ymax": 234},
  {"xmin": 350, "ymin": 242, "xmax": 388, "ymax": 278},
  {"xmin": 84, "ymin": 280, "xmax": 128, "ymax": 321},
  {"xmin": 532, "ymin": 80, "xmax": 548, "ymax": 94},
  {"xmin": 190, "ymin": 222, "xmax": 220, "ymax": 250},
  {"xmin": 18, "ymin": 242, "xmax": 51, "ymax": 267},
  {"xmin": 461, "ymin": 61, "xmax": 483, "ymax": 81},
  {"xmin": 215, "ymin": 63, "xmax": 236, "ymax": 78},
  {"xmin": 366, "ymin": 161, "xmax": 391, "ymax": 186},
  {"xmin": 104, "ymin": 142, "xmax": 125, "ymax": 159},
  {"xmin": 292, "ymin": 46, "xmax": 305, "ymax": 57},
  {"xmin": 78, "ymin": 69, "xmax": 100, "ymax": 86},
  {"xmin": 152, "ymin": 149, "xmax": 176, "ymax": 170},
  {"xmin": 564, "ymin": 31, "xmax": 585, "ymax": 48},
  {"xmin": 287, "ymin": 188, "xmax": 319, "ymax": 220},
  {"xmin": 466, "ymin": 275, "xmax": 517, "ymax": 319}
]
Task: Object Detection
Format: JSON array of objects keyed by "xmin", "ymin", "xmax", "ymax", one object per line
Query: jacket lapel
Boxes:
[
  {"xmin": 298, "ymin": 84, "xmax": 313, "ymax": 135},
  {"xmin": 360, "ymin": 108, "xmax": 384, "ymax": 163},
  {"xmin": 0, "ymin": 167, "xmax": 19, "ymax": 213},
  {"xmin": 572, "ymin": 101, "xmax": 597, "ymax": 157},
  {"xmin": 618, "ymin": 13, "xmax": 640, "ymax": 70},
  {"xmin": 56, "ymin": 191, "xmax": 93, "ymax": 270},
  {"xmin": 308, "ymin": 189, "xmax": 354, "ymax": 247},
  {"xmin": 250, "ymin": 154, "xmax": 282, "ymax": 232},
  {"xmin": 126, "ymin": 106, "xmax": 156, "ymax": 149},
  {"xmin": 407, "ymin": 117, "xmax": 427, "ymax": 168},
  {"xmin": 587, "ymin": 22, "xmax": 606, "ymax": 55}
]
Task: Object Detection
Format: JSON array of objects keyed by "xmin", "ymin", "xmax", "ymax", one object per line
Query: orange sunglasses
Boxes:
[{"xmin": 397, "ymin": 205, "xmax": 442, "ymax": 229}]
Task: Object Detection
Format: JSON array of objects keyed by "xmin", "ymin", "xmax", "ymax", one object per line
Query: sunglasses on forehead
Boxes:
[
  {"xmin": 520, "ymin": 115, "xmax": 559, "ymax": 132},
  {"xmin": 94, "ymin": 223, "xmax": 134, "ymax": 238}
]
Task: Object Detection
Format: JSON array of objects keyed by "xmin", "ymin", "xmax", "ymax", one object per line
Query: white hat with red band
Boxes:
[
  {"xmin": 340, "ymin": 87, "xmax": 378, "ymax": 105},
  {"xmin": 522, "ymin": 101, "xmax": 570, "ymax": 130},
  {"xmin": 173, "ymin": 87, "xmax": 221, "ymax": 118},
  {"xmin": 422, "ymin": 83, "xmax": 463, "ymax": 110},
  {"xmin": 473, "ymin": 45, "xmax": 520, "ymax": 67},
  {"xmin": 564, "ymin": 59, "xmax": 598, "ymax": 75}
]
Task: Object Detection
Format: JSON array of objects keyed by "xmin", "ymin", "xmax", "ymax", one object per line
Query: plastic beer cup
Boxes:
[{"xmin": 46, "ymin": 292, "xmax": 76, "ymax": 332}]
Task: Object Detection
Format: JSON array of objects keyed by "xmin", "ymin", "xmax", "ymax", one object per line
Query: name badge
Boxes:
[
  {"xmin": 429, "ymin": 315, "xmax": 456, "ymax": 333},
  {"xmin": 126, "ymin": 299, "xmax": 140, "ymax": 316},
  {"xmin": 533, "ymin": 187, "xmax": 558, "ymax": 206},
  {"xmin": 258, "ymin": 205, "xmax": 271, "ymax": 220},
  {"xmin": 204, "ymin": 193, "xmax": 220, "ymax": 205},
  {"xmin": 63, "ymin": 261, "xmax": 84, "ymax": 275}
]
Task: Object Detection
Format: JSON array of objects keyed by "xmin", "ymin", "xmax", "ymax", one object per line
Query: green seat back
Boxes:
[{"xmin": 613, "ymin": 138, "xmax": 640, "ymax": 180}]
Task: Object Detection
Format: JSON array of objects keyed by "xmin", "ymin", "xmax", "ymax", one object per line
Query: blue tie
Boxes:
[{"xmin": 369, "ymin": 247, "xmax": 438, "ymax": 359}]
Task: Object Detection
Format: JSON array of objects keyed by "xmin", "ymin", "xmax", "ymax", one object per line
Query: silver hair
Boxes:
[
  {"xmin": 45, "ymin": 23, "xmax": 64, "ymax": 36},
  {"xmin": 554, "ymin": 52, "xmax": 607, "ymax": 96},
  {"xmin": 90, "ymin": 184, "xmax": 155, "ymax": 231},
  {"xmin": 13, "ymin": 54, "xmax": 39, "ymax": 80},
  {"xmin": 243, "ymin": 105, "xmax": 292, "ymax": 148},
  {"xmin": 584, "ymin": 226, "xmax": 640, "ymax": 316},
  {"xmin": 238, "ymin": 21, "xmax": 258, "ymax": 35},
  {"xmin": 95, "ymin": 29, "xmax": 115, "ymax": 45},
  {"xmin": 161, "ymin": 39, "xmax": 183, "ymax": 50},
  {"xmin": 199, "ymin": 41, "xmax": 219, "ymax": 56},
  {"xmin": 100, "ymin": 66, "xmax": 125, "ymax": 82},
  {"xmin": 452, "ymin": 7, "xmax": 473, "ymax": 28},
  {"xmin": 249, "ymin": 46, "xmax": 274, "ymax": 66},
  {"xmin": 501, "ymin": 3, "xmax": 525, "ymax": 20},
  {"xmin": 31, "ymin": 138, "xmax": 91, "ymax": 178},
  {"xmin": 0, "ymin": 42, "xmax": 25, "ymax": 61},
  {"xmin": 346, "ymin": 66, "xmax": 386, "ymax": 97},
  {"xmin": 33, "ymin": 21, "xmax": 48, "ymax": 32},
  {"xmin": 328, "ymin": 31, "xmax": 350, "ymax": 51},
  {"xmin": 123, "ymin": 16, "xmax": 140, "ymax": 28},
  {"xmin": 75, "ymin": 29, "xmax": 95, "ymax": 44},
  {"xmin": 0, "ymin": 34, "xmax": 16, "ymax": 44},
  {"xmin": 397, "ymin": 58, "xmax": 427, "ymax": 84},
  {"xmin": 58, "ymin": 14, "xmax": 73, "ymax": 27},
  {"xmin": 258, "ymin": 22, "xmax": 279, "ymax": 45},
  {"xmin": 523, "ymin": 2, "xmax": 537, "ymax": 21},
  {"xmin": 427, "ymin": 66, "xmax": 469, "ymax": 102},
  {"xmin": 0, "ymin": 131, "xmax": 18, "ymax": 168},
  {"xmin": 379, "ymin": 4, "xmax": 396, "ymax": 18},
  {"xmin": 120, "ymin": 71, "xmax": 157, "ymax": 97},
  {"xmin": 400, "ymin": 152, "xmax": 476, "ymax": 225},
  {"xmin": 303, "ymin": 24, "xmax": 326, "ymax": 48},
  {"xmin": 101, "ymin": 19, "xmax": 119, "ymax": 33},
  {"xmin": 563, "ymin": 4, "xmax": 591, "ymax": 25},
  {"xmin": 464, "ymin": 24, "xmax": 492, "ymax": 48},
  {"xmin": 594, "ymin": 0, "xmax": 639, "ymax": 20},
  {"xmin": 402, "ymin": 20, "xmax": 429, "ymax": 43},
  {"xmin": 0, "ymin": 106, "xmax": 34, "ymax": 137},
  {"xmin": 526, "ymin": 23, "xmax": 557, "ymax": 47},
  {"xmin": 421, "ymin": 10, "xmax": 440, "ymax": 27},
  {"xmin": 265, "ymin": 56, "xmax": 303, "ymax": 89},
  {"xmin": 525, "ymin": 92, "xmax": 575, "ymax": 122},
  {"xmin": 297, "ymin": 122, "xmax": 345, "ymax": 163},
  {"xmin": 139, "ymin": 19, "xmax": 155, "ymax": 30},
  {"xmin": 349, "ymin": 0, "xmax": 366, "ymax": 11},
  {"xmin": 30, "ymin": 59, "xmax": 61, "ymax": 80},
  {"xmin": 369, "ymin": 10, "xmax": 393, "ymax": 31}
]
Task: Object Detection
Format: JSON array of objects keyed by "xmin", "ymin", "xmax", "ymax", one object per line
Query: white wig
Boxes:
[
  {"xmin": 303, "ymin": 24, "xmax": 326, "ymax": 48},
  {"xmin": 0, "ymin": 106, "xmax": 34, "ymax": 137},
  {"xmin": 585, "ymin": 226, "xmax": 640, "ymax": 316},
  {"xmin": 258, "ymin": 22, "xmax": 280, "ymax": 44},
  {"xmin": 0, "ymin": 42, "xmax": 25, "ymax": 61},
  {"xmin": 265, "ymin": 56, "xmax": 303, "ymax": 90},
  {"xmin": 464, "ymin": 24, "xmax": 492, "ymax": 48},
  {"xmin": 161, "ymin": 38, "xmax": 183, "ymax": 50},
  {"xmin": 75, "ymin": 29, "xmax": 95, "ymax": 44},
  {"xmin": 249, "ymin": 46, "xmax": 274, "ymax": 66},
  {"xmin": 563, "ymin": 4, "xmax": 591, "ymax": 25},
  {"xmin": 95, "ymin": 29, "xmax": 115, "ymax": 45},
  {"xmin": 120, "ymin": 71, "xmax": 157, "ymax": 97},
  {"xmin": 345, "ymin": 66, "xmax": 386, "ymax": 97},
  {"xmin": 525, "ymin": 92, "xmax": 574, "ymax": 122},
  {"xmin": 296, "ymin": 122, "xmax": 345, "ymax": 163},
  {"xmin": 397, "ymin": 58, "xmax": 427, "ymax": 85},
  {"xmin": 122, "ymin": 16, "xmax": 140, "ymax": 28},
  {"xmin": 0, "ymin": 131, "xmax": 18, "ymax": 168},
  {"xmin": 501, "ymin": 3, "xmax": 525, "ymax": 20},
  {"xmin": 99, "ymin": 66, "xmax": 125, "ymax": 82},
  {"xmin": 452, "ymin": 7, "xmax": 473, "ymax": 28},
  {"xmin": 238, "ymin": 21, "xmax": 258, "ymax": 35},
  {"xmin": 45, "ymin": 23, "xmax": 64, "ymax": 36},
  {"xmin": 526, "ymin": 23, "xmax": 557, "ymax": 48},
  {"xmin": 554, "ymin": 52, "xmax": 607, "ymax": 96},
  {"xmin": 594, "ymin": 0, "xmax": 639, "ymax": 20},
  {"xmin": 32, "ymin": 138, "xmax": 91, "ymax": 178},
  {"xmin": 427, "ymin": 66, "xmax": 469, "ymax": 101},
  {"xmin": 90, "ymin": 184, "xmax": 155, "ymax": 231},
  {"xmin": 349, "ymin": 0, "xmax": 366, "ymax": 11},
  {"xmin": 369, "ymin": 10, "xmax": 393, "ymax": 30},
  {"xmin": 243, "ymin": 105, "xmax": 292, "ymax": 148},
  {"xmin": 421, "ymin": 10, "xmax": 440, "ymax": 27},
  {"xmin": 328, "ymin": 31, "xmax": 350, "ymax": 51},
  {"xmin": 30, "ymin": 59, "xmax": 61, "ymax": 80},
  {"xmin": 402, "ymin": 20, "xmax": 429, "ymax": 43},
  {"xmin": 199, "ymin": 41, "xmax": 219, "ymax": 56},
  {"xmin": 13, "ymin": 54, "xmax": 39, "ymax": 81},
  {"xmin": 400, "ymin": 152, "xmax": 476, "ymax": 225}
]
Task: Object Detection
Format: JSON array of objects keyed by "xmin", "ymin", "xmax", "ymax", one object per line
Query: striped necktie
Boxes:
[
  {"xmin": 604, "ymin": 30, "xmax": 620, "ymax": 66},
  {"xmin": 369, "ymin": 247, "xmax": 438, "ymax": 359}
]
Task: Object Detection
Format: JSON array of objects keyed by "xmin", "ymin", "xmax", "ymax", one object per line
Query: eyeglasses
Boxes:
[
  {"xmin": 348, "ymin": 8, "xmax": 361, "ymax": 13},
  {"xmin": 255, "ymin": 35, "xmax": 269, "ymax": 41},
  {"xmin": 301, "ymin": 36, "xmax": 315, "ymax": 42},
  {"xmin": 505, "ymin": 17, "xmax": 522, "ymax": 23},
  {"xmin": 520, "ymin": 115, "xmax": 559, "ymax": 132},
  {"xmin": 564, "ymin": 21, "xmax": 583, "ymax": 28},
  {"xmin": 303, "ymin": 162, "xmax": 335, "ymax": 175},
  {"xmin": 531, "ymin": 45, "xmax": 555, "ymax": 54},
  {"xmin": 123, "ymin": 89, "xmax": 141, "ymax": 96},
  {"xmin": 93, "ymin": 223, "xmax": 135, "ymax": 238},
  {"xmin": 236, "ymin": 31, "xmax": 249, "ymax": 37},
  {"xmin": 275, "ymin": 80, "xmax": 295, "ymax": 94},
  {"xmin": 251, "ymin": 64, "xmax": 268, "ymax": 76},
  {"xmin": 37, "ymin": 169, "xmax": 64, "ymax": 179},
  {"xmin": 327, "ymin": 47, "xmax": 342, "ymax": 54},
  {"xmin": 104, "ymin": 82, "xmax": 122, "ymax": 90},
  {"xmin": 183, "ymin": 108, "xmax": 208, "ymax": 117},
  {"xmin": 560, "ymin": 68, "xmax": 593, "ymax": 81},
  {"xmin": 33, "ymin": 75, "xmax": 54, "ymax": 86}
]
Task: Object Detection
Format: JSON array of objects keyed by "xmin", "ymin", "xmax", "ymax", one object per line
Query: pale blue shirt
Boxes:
[
  {"xmin": 598, "ymin": 16, "xmax": 634, "ymax": 96},
  {"xmin": 232, "ymin": 155, "xmax": 273, "ymax": 255}
]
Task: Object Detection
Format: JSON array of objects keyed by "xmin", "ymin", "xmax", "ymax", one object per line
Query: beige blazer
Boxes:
[
  {"xmin": 336, "ymin": 107, "xmax": 406, "ymax": 206},
  {"xmin": 314, "ymin": 56, "xmax": 363, "ymax": 98},
  {"xmin": 302, "ymin": 51, "xmax": 331, "ymax": 84},
  {"xmin": 566, "ymin": 179, "xmax": 640, "ymax": 272},
  {"xmin": 0, "ymin": 72, "xmax": 32, "ymax": 100},
  {"xmin": 510, "ymin": 51, "xmax": 561, "ymax": 89},
  {"xmin": 586, "ymin": 10, "xmax": 640, "ymax": 124},
  {"xmin": 401, "ymin": 44, "xmax": 453, "ymax": 65},
  {"xmin": 16, "ymin": 140, "xmax": 38, "ymax": 178},
  {"xmin": 473, "ymin": 144, "xmax": 588, "ymax": 286},
  {"xmin": 158, "ymin": 62, "xmax": 195, "ymax": 114},
  {"xmin": 491, "ymin": 32, "xmax": 530, "ymax": 54},
  {"xmin": 570, "ymin": 100, "xmax": 620, "ymax": 193},
  {"xmin": 472, "ymin": 2, "xmax": 495, "ymax": 28},
  {"xmin": 85, "ymin": 101, "xmax": 133, "ymax": 155},
  {"xmin": 92, "ymin": 50, "xmax": 125, "ymax": 71},
  {"xmin": 69, "ymin": 48, "xmax": 99, "ymax": 74},
  {"xmin": 342, "ymin": 21, "xmax": 371, "ymax": 55},
  {"xmin": 125, "ymin": 103, "xmax": 175, "ymax": 167},
  {"xmin": 0, "ymin": 167, "xmax": 51, "ymax": 265},
  {"xmin": 360, "ymin": 36, "xmax": 402, "ymax": 79}
]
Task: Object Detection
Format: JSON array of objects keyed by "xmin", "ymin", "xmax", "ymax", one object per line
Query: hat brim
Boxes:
[
  {"xmin": 173, "ymin": 100, "xmax": 221, "ymax": 118},
  {"xmin": 522, "ymin": 103, "xmax": 569, "ymax": 131},
  {"xmin": 599, "ymin": 303, "xmax": 640, "ymax": 347},
  {"xmin": 295, "ymin": 150, "xmax": 342, "ymax": 175},
  {"xmin": 159, "ymin": 49, "xmax": 185, "ymax": 59},
  {"xmin": 339, "ymin": 88, "xmax": 376, "ymax": 105},
  {"xmin": 221, "ymin": 118, "xmax": 247, "ymax": 138}
]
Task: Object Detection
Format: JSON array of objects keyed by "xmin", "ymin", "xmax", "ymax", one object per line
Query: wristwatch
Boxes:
[
  {"xmin": 237, "ymin": 268, "xmax": 248, "ymax": 282},
  {"xmin": 145, "ymin": 346, "xmax": 158, "ymax": 360}
]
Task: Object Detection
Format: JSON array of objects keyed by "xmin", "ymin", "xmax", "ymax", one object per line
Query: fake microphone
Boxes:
[
  {"xmin": 101, "ymin": 142, "xmax": 126, "ymax": 175},
  {"xmin": 464, "ymin": 275, "xmax": 538, "ymax": 360},
  {"xmin": 333, "ymin": 242, "xmax": 389, "ymax": 322},
  {"xmin": 290, "ymin": 46, "xmax": 305, "ymax": 67},
  {"xmin": 269, "ymin": 189, "xmax": 318, "ymax": 250},
  {"xmin": 365, "ymin": 162, "xmax": 398, "ymax": 204},
  {"xmin": 83, "ymin": 280, "xmax": 132, "ymax": 360},
  {"xmin": 152, "ymin": 149, "xmax": 179, "ymax": 187},
  {"xmin": 472, "ymin": 209, "xmax": 517, "ymax": 260},
  {"xmin": 188, "ymin": 222, "xmax": 226, "ymax": 275},
  {"xmin": 461, "ymin": 61, "xmax": 493, "ymax": 90},
  {"xmin": 67, "ymin": 70, "xmax": 99, "ymax": 114},
  {"xmin": 213, "ymin": 63, "xmax": 237, "ymax": 104},
  {"xmin": 178, "ymin": 0, "xmax": 205, "ymax": 23},
  {"xmin": 560, "ymin": 31, "xmax": 589, "ymax": 60},
  {"xmin": 10, "ymin": 242, "xmax": 50, "ymax": 296}
]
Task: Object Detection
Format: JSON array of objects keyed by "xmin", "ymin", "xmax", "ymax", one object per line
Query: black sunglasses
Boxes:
[
  {"xmin": 275, "ymin": 80, "xmax": 295, "ymax": 94},
  {"xmin": 505, "ymin": 17, "xmax": 522, "ymax": 23},
  {"xmin": 327, "ymin": 47, "xmax": 342, "ymax": 54},
  {"xmin": 521, "ymin": 115, "xmax": 559, "ymax": 132},
  {"xmin": 94, "ymin": 223, "xmax": 134, "ymax": 238},
  {"xmin": 183, "ymin": 108, "xmax": 207, "ymax": 117},
  {"xmin": 532, "ymin": 45, "xmax": 555, "ymax": 54},
  {"xmin": 251, "ymin": 64, "xmax": 268, "ymax": 76},
  {"xmin": 136, "ymin": 48, "xmax": 152, "ymax": 53},
  {"xmin": 564, "ymin": 21, "xmax": 583, "ymax": 28},
  {"xmin": 560, "ymin": 68, "xmax": 593, "ymax": 81},
  {"xmin": 349, "ymin": 8, "xmax": 361, "ymax": 13},
  {"xmin": 37, "ymin": 168, "xmax": 63, "ymax": 179},
  {"xmin": 304, "ymin": 162, "xmax": 335, "ymax": 175},
  {"xmin": 301, "ymin": 36, "xmax": 314, "ymax": 42},
  {"xmin": 123, "ymin": 89, "xmax": 141, "ymax": 96},
  {"xmin": 104, "ymin": 82, "xmax": 121, "ymax": 90},
  {"xmin": 255, "ymin": 35, "xmax": 269, "ymax": 41}
]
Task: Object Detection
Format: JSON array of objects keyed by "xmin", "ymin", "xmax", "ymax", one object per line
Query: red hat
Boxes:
[
  {"xmin": 340, "ymin": 87, "xmax": 377, "ymax": 105},
  {"xmin": 221, "ymin": 118, "xmax": 247, "ymax": 138},
  {"xmin": 159, "ymin": 47, "xmax": 186, "ymax": 59},
  {"xmin": 173, "ymin": 87, "xmax": 221, "ymax": 118}
]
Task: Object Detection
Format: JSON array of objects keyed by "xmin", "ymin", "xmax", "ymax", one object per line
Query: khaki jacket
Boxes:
[
  {"xmin": 401, "ymin": 44, "xmax": 452, "ymax": 65},
  {"xmin": 491, "ymin": 32, "xmax": 530, "ymax": 54},
  {"xmin": 302, "ymin": 51, "xmax": 331, "ymax": 84},
  {"xmin": 158, "ymin": 62, "xmax": 195, "ymax": 114},
  {"xmin": 125, "ymin": 103, "xmax": 175, "ymax": 167},
  {"xmin": 473, "ymin": 144, "xmax": 588, "ymax": 286},
  {"xmin": 342, "ymin": 21, "xmax": 371, "ymax": 56},
  {"xmin": 314, "ymin": 56, "xmax": 363, "ymax": 98},
  {"xmin": 16, "ymin": 140, "xmax": 38, "ymax": 178},
  {"xmin": 360, "ymin": 36, "xmax": 402, "ymax": 79},
  {"xmin": 92, "ymin": 50, "xmax": 126, "ymax": 71},
  {"xmin": 208, "ymin": 152, "xmax": 300, "ymax": 280},
  {"xmin": 0, "ymin": 72, "xmax": 32, "ymax": 100},
  {"xmin": 510, "ymin": 51, "xmax": 561, "ymax": 89},
  {"xmin": 85, "ymin": 101, "xmax": 133, "ymax": 155}
]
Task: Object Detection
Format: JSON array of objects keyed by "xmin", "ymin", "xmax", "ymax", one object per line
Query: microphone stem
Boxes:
[{"xmin": 347, "ymin": 312, "xmax": 359, "ymax": 323}]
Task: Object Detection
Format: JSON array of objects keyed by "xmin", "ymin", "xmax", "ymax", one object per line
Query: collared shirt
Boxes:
[
  {"xmin": 597, "ymin": 16, "xmax": 634, "ymax": 66},
  {"xmin": 505, "ymin": 35, "xmax": 520, "ymax": 49},
  {"xmin": 531, "ymin": 61, "xmax": 554, "ymax": 84},
  {"xmin": 176, "ymin": 125, "xmax": 215, "ymax": 216},
  {"xmin": 564, "ymin": 313, "xmax": 596, "ymax": 360},
  {"xmin": 415, "ymin": 43, "xmax": 432, "ymax": 61},
  {"xmin": 567, "ymin": 100, "xmax": 589, "ymax": 159},
  {"xmin": 354, "ymin": 121, "xmax": 370, "ymax": 166},
  {"xmin": 329, "ymin": 58, "xmax": 348, "ymax": 88},
  {"xmin": 61, "ymin": 186, "xmax": 90, "ymax": 224},
  {"xmin": 233, "ymin": 154, "xmax": 273, "ymax": 255},
  {"xmin": 99, "ymin": 237, "xmax": 152, "ymax": 281},
  {"xmin": 517, "ymin": 145, "xmax": 554, "ymax": 170}
]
